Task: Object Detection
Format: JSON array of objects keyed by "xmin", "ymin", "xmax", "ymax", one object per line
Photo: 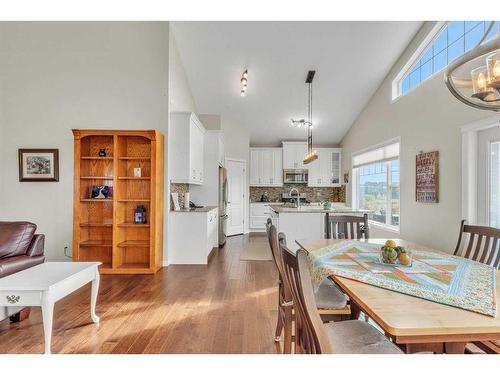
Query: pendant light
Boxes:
[
  {"xmin": 303, "ymin": 70, "xmax": 318, "ymax": 164},
  {"xmin": 290, "ymin": 70, "xmax": 318, "ymax": 163},
  {"xmin": 444, "ymin": 22, "xmax": 500, "ymax": 111}
]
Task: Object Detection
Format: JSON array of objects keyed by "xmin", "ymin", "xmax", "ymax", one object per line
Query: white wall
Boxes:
[
  {"xmin": 0, "ymin": 22, "xmax": 170, "ymax": 261},
  {"xmin": 168, "ymin": 31, "xmax": 197, "ymax": 114},
  {"xmin": 341, "ymin": 22, "xmax": 494, "ymax": 253},
  {"xmin": 166, "ymin": 28, "xmax": 199, "ymax": 265}
]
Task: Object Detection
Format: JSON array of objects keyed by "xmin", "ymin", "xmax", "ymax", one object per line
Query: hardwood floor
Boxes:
[{"xmin": 0, "ymin": 234, "xmax": 281, "ymax": 354}]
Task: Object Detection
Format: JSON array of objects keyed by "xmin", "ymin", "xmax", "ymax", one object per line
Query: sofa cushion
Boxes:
[
  {"xmin": 0, "ymin": 255, "xmax": 45, "ymax": 278},
  {"xmin": 0, "ymin": 222, "xmax": 37, "ymax": 259}
]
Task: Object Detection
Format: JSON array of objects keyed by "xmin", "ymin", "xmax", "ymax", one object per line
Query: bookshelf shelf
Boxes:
[{"xmin": 73, "ymin": 129, "xmax": 164, "ymax": 275}]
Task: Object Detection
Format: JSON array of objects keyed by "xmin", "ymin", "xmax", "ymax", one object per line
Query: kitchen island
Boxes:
[{"xmin": 268, "ymin": 203, "xmax": 370, "ymax": 251}]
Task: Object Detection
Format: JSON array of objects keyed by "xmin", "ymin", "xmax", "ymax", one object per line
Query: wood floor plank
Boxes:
[{"xmin": 0, "ymin": 234, "xmax": 280, "ymax": 354}]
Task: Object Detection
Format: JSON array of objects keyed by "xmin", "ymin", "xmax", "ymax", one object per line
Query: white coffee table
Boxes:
[{"xmin": 0, "ymin": 262, "xmax": 101, "ymax": 354}]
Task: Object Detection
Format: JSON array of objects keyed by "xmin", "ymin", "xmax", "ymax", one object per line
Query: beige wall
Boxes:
[
  {"xmin": 341, "ymin": 22, "xmax": 498, "ymax": 253},
  {"xmin": 0, "ymin": 22, "xmax": 170, "ymax": 261},
  {"xmin": 168, "ymin": 31, "xmax": 197, "ymax": 113}
]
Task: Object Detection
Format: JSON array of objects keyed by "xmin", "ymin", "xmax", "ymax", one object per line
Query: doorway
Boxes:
[
  {"xmin": 477, "ymin": 126, "xmax": 500, "ymax": 227},
  {"xmin": 226, "ymin": 158, "xmax": 246, "ymax": 236},
  {"xmin": 462, "ymin": 117, "xmax": 500, "ymax": 228}
]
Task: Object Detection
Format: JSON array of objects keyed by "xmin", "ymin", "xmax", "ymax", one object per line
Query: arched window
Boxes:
[{"xmin": 394, "ymin": 21, "xmax": 500, "ymax": 99}]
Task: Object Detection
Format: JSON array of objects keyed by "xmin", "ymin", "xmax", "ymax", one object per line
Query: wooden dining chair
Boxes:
[
  {"xmin": 327, "ymin": 214, "xmax": 369, "ymax": 240},
  {"xmin": 454, "ymin": 220, "xmax": 500, "ymax": 354},
  {"xmin": 279, "ymin": 245, "xmax": 403, "ymax": 354},
  {"xmin": 454, "ymin": 220, "xmax": 500, "ymax": 269},
  {"xmin": 265, "ymin": 219, "xmax": 349, "ymax": 354}
]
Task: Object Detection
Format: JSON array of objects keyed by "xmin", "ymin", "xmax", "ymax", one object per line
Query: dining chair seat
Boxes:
[
  {"xmin": 314, "ymin": 278, "xmax": 348, "ymax": 310},
  {"xmin": 324, "ymin": 320, "xmax": 403, "ymax": 354}
]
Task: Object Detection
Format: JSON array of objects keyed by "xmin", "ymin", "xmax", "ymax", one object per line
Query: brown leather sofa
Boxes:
[{"xmin": 0, "ymin": 221, "xmax": 45, "ymax": 322}]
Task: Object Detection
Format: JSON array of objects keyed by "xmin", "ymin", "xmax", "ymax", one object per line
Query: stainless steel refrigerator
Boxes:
[{"xmin": 218, "ymin": 166, "xmax": 228, "ymax": 246}]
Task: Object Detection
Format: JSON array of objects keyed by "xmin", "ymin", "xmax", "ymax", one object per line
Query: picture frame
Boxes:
[
  {"xmin": 18, "ymin": 148, "xmax": 59, "ymax": 182},
  {"xmin": 415, "ymin": 151, "xmax": 439, "ymax": 203}
]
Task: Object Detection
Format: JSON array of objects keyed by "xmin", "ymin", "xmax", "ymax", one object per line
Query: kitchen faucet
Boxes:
[{"xmin": 289, "ymin": 188, "xmax": 300, "ymax": 208}]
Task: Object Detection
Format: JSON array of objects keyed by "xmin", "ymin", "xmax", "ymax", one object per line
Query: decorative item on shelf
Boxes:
[
  {"xmin": 98, "ymin": 148, "xmax": 107, "ymax": 157},
  {"xmin": 380, "ymin": 240, "xmax": 412, "ymax": 267},
  {"xmin": 91, "ymin": 185, "xmax": 110, "ymax": 199},
  {"xmin": 323, "ymin": 202, "xmax": 333, "ymax": 210},
  {"xmin": 260, "ymin": 191, "xmax": 269, "ymax": 202},
  {"xmin": 444, "ymin": 21, "xmax": 500, "ymax": 111},
  {"xmin": 171, "ymin": 192, "xmax": 180, "ymax": 211},
  {"xmin": 184, "ymin": 192, "xmax": 190, "ymax": 210},
  {"xmin": 343, "ymin": 172, "xmax": 349, "ymax": 184},
  {"xmin": 133, "ymin": 167, "xmax": 142, "ymax": 177},
  {"xmin": 18, "ymin": 148, "xmax": 59, "ymax": 182},
  {"xmin": 134, "ymin": 205, "xmax": 147, "ymax": 224},
  {"xmin": 415, "ymin": 151, "xmax": 439, "ymax": 203}
]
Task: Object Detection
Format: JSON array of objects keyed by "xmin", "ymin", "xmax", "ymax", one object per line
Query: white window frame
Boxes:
[
  {"xmin": 391, "ymin": 22, "xmax": 446, "ymax": 101},
  {"xmin": 351, "ymin": 138, "xmax": 401, "ymax": 233}
]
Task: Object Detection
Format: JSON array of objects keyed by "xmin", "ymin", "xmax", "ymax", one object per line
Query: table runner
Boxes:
[{"xmin": 308, "ymin": 241, "xmax": 497, "ymax": 317}]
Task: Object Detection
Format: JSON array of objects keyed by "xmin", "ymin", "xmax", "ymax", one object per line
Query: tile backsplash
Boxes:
[
  {"xmin": 250, "ymin": 184, "xmax": 345, "ymax": 203},
  {"xmin": 170, "ymin": 183, "xmax": 189, "ymax": 210}
]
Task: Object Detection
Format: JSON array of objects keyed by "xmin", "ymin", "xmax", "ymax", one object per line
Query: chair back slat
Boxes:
[
  {"xmin": 464, "ymin": 233, "xmax": 476, "ymax": 259},
  {"xmin": 454, "ymin": 220, "xmax": 500, "ymax": 269},
  {"xmin": 328, "ymin": 214, "xmax": 369, "ymax": 240},
  {"xmin": 480, "ymin": 236, "xmax": 491, "ymax": 264},
  {"xmin": 280, "ymin": 243, "xmax": 332, "ymax": 354}
]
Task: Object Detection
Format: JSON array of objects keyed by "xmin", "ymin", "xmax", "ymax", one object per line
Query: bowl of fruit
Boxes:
[{"xmin": 380, "ymin": 240, "xmax": 412, "ymax": 267}]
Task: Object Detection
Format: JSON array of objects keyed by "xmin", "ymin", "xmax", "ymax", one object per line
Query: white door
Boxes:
[
  {"xmin": 226, "ymin": 159, "xmax": 246, "ymax": 236},
  {"xmin": 478, "ymin": 126, "xmax": 500, "ymax": 227}
]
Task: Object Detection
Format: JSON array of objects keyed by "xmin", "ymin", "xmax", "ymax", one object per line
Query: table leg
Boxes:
[
  {"xmin": 90, "ymin": 269, "xmax": 100, "ymax": 324},
  {"xmin": 444, "ymin": 342, "xmax": 467, "ymax": 354},
  {"xmin": 41, "ymin": 292, "xmax": 54, "ymax": 355}
]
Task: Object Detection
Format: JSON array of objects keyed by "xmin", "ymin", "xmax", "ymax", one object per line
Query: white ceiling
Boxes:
[{"xmin": 172, "ymin": 21, "xmax": 423, "ymax": 146}]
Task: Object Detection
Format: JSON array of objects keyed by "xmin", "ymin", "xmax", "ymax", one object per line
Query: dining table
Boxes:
[{"xmin": 296, "ymin": 238, "xmax": 500, "ymax": 354}]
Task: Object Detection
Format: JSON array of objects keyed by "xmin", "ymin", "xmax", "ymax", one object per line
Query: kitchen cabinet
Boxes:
[
  {"xmin": 282, "ymin": 141, "xmax": 308, "ymax": 169},
  {"xmin": 250, "ymin": 203, "xmax": 281, "ymax": 232},
  {"xmin": 250, "ymin": 148, "xmax": 283, "ymax": 187},
  {"xmin": 308, "ymin": 148, "xmax": 342, "ymax": 187},
  {"xmin": 170, "ymin": 112, "xmax": 206, "ymax": 185},
  {"xmin": 169, "ymin": 208, "xmax": 218, "ymax": 264}
]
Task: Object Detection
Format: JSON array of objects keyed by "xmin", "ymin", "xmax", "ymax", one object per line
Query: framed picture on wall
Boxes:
[
  {"xmin": 415, "ymin": 151, "xmax": 438, "ymax": 203},
  {"xmin": 18, "ymin": 148, "xmax": 59, "ymax": 182}
]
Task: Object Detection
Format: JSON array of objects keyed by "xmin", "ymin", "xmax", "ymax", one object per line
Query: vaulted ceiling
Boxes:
[{"xmin": 172, "ymin": 21, "xmax": 423, "ymax": 146}]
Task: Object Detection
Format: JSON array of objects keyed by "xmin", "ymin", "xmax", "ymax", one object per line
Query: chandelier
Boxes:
[
  {"xmin": 445, "ymin": 22, "xmax": 500, "ymax": 111},
  {"xmin": 290, "ymin": 70, "xmax": 318, "ymax": 164}
]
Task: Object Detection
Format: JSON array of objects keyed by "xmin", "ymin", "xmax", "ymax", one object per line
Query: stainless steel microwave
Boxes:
[{"xmin": 283, "ymin": 169, "xmax": 308, "ymax": 184}]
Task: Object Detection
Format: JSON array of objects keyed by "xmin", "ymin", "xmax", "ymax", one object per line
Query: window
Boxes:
[
  {"xmin": 396, "ymin": 21, "xmax": 500, "ymax": 98},
  {"xmin": 352, "ymin": 140, "xmax": 400, "ymax": 230}
]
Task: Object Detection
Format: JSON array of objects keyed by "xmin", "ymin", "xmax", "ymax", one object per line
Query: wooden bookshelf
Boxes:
[{"xmin": 73, "ymin": 129, "xmax": 164, "ymax": 274}]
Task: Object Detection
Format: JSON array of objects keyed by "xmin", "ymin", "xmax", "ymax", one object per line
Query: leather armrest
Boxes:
[{"xmin": 26, "ymin": 234, "xmax": 45, "ymax": 257}]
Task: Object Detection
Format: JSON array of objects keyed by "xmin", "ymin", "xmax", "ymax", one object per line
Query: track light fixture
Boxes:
[{"xmin": 240, "ymin": 69, "xmax": 248, "ymax": 97}]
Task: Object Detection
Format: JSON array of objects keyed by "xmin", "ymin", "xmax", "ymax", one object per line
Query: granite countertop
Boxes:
[
  {"xmin": 172, "ymin": 206, "xmax": 218, "ymax": 213},
  {"xmin": 269, "ymin": 204, "xmax": 371, "ymax": 214},
  {"xmin": 250, "ymin": 201, "xmax": 284, "ymax": 204}
]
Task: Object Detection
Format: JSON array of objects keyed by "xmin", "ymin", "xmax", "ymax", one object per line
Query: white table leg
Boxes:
[
  {"xmin": 41, "ymin": 292, "xmax": 54, "ymax": 355},
  {"xmin": 90, "ymin": 268, "xmax": 100, "ymax": 324}
]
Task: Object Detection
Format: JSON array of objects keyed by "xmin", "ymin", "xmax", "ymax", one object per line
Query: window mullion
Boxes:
[{"xmin": 386, "ymin": 161, "xmax": 392, "ymax": 226}]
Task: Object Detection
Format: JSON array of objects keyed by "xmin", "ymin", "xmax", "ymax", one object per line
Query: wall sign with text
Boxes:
[{"xmin": 415, "ymin": 151, "xmax": 439, "ymax": 203}]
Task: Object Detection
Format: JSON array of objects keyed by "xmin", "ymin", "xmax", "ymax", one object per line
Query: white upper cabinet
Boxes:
[
  {"xmin": 308, "ymin": 148, "xmax": 342, "ymax": 187},
  {"xmin": 250, "ymin": 148, "xmax": 283, "ymax": 187},
  {"xmin": 170, "ymin": 112, "xmax": 206, "ymax": 185},
  {"xmin": 282, "ymin": 141, "xmax": 308, "ymax": 169}
]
